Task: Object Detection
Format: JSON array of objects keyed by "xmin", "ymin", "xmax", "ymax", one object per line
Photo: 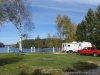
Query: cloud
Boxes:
[
  {"xmin": 29, "ymin": 4, "xmax": 85, "ymax": 14},
  {"xmin": 0, "ymin": 38, "xmax": 18, "ymax": 39},
  {"xmin": 26, "ymin": 0, "xmax": 100, "ymax": 14},
  {"xmin": 52, "ymin": 0, "xmax": 100, "ymax": 6}
]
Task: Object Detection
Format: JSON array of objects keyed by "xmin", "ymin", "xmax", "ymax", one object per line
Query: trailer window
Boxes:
[
  {"xmin": 83, "ymin": 47, "xmax": 88, "ymax": 50},
  {"xmin": 63, "ymin": 45, "xmax": 64, "ymax": 47},
  {"xmin": 91, "ymin": 47, "xmax": 95, "ymax": 50},
  {"xmin": 68, "ymin": 45, "xmax": 70, "ymax": 47},
  {"xmin": 79, "ymin": 44, "xmax": 81, "ymax": 46}
]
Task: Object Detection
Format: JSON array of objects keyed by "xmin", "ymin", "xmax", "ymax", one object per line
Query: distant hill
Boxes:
[{"xmin": 0, "ymin": 42, "xmax": 5, "ymax": 47}]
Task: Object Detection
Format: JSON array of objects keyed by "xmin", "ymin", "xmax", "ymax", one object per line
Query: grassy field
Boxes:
[{"xmin": 0, "ymin": 53, "xmax": 100, "ymax": 75}]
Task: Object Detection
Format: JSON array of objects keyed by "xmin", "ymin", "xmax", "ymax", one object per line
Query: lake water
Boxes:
[{"xmin": 0, "ymin": 47, "xmax": 61, "ymax": 53}]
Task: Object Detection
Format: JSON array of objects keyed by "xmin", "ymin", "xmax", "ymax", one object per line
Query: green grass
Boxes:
[{"xmin": 0, "ymin": 53, "xmax": 100, "ymax": 75}]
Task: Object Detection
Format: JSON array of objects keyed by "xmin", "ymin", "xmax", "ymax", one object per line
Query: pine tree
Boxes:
[
  {"xmin": 76, "ymin": 8, "xmax": 95, "ymax": 43},
  {"xmin": 94, "ymin": 6, "xmax": 100, "ymax": 48},
  {"xmin": 85, "ymin": 8, "xmax": 95, "ymax": 42},
  {"xmin": 76, "ymin": 20, "xmax": 87, "ymax": 41},
  {"xmin": 76, "ymin": 7, "xmax": 100, "ymax": 49}
]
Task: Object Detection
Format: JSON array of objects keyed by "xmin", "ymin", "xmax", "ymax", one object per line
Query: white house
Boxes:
[{"xmin": 62, "ymin": 41, "xmax": 92, "ymax": 52}]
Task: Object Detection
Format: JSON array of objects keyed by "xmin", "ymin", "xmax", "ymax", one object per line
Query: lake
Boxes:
[{"xmin": 0, "ymin": 47, "xmax": 61, "ymax": 53}]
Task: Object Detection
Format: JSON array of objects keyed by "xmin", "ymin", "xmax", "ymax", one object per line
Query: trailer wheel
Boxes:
[
  {"xmin": 68, "ymin": 50, "xmax": 73, "ymax": 53},
  {"xmin": 93, "ymin": 53, "xmax": 98, "ymax": 57}
]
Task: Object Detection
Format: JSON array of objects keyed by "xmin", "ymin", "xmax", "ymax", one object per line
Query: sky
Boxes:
[{"xmin": 0, "ymin": 0, "xmax": 100, "ymax": 44}]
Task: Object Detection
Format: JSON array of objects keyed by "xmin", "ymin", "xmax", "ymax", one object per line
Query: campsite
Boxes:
[
  {"xmin": 0, "ymin": 53, "xmax": 100, "ymax": 75},
  {"xmin": 0, "ymin": 0, "xmax": 100, "ymax": 75}
]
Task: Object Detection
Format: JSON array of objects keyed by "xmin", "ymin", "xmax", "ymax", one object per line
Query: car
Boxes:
[{"xmin": 78, "ymin": 47, "xmax": 100, "ymax": 56}]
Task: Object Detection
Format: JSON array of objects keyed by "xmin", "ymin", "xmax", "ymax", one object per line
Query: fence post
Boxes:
[
  {"xmin": 59, "ymin": 48, "xmax": 60, "ymax": 52},
  {"xmin": 30, "ymin": 47, "xmax": 33, "ymax": 53},
  {"xmin": 34, "ymin": 47, "xmax": 35, "ymax": 53},
  {"xmin": 8, "ymin": 47, "xmax": 10, "ymax": 53},
  {"xmin": 53, "ymin": 47, "xmax": 55, "ymax": 53}
]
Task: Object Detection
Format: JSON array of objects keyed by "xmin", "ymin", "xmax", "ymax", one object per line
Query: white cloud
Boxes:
[
  {"xmin": 52, "ymin": 0, "xmax": 100, "ymax": 6},
  {"xmin": 75, "ymin": 0, "xmax": 100, "ymax": 5},
  {"xmin": 0, "ymin": 37, "xmax": 18, "ymax": 39},
  {"xmin": 27, "ymin": 0, "xmax": 100, "ymax": 14},
  {"xmin": 29, "ymin": 4, "xmax": 85, "ymax": 13}
]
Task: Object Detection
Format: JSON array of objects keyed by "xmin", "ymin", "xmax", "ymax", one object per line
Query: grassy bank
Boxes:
[{"xmin": 0, "ymin": 53, "xmax": 100, "ymax": 75}]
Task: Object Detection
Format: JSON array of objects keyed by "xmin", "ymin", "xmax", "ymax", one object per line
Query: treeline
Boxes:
[
  {"xmin": 16, "ymin": 35, "xmax": 62, "ymax": 48},
  {"xmin": 0, "ymin": 42, "xmax": 5, "ymax": 47}
]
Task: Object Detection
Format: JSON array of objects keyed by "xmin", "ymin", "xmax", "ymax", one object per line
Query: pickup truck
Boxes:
[{"xmin": 78, "ymin": 47, "xmax": 100, "ymax": 56}]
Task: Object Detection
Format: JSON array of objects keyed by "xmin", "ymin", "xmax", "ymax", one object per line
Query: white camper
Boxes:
[{"xmin": 62, "ymin": 41, "xmax": 92, "ymax": 52}]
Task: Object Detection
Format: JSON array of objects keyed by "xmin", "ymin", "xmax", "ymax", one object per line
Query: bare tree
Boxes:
[
  {"xmin": 6, "ymin": 0, "xmax": 34, "ymax": 52},
  {"xmin": 0, "ymin": 1, "xmax": 8, "ymax": 26}
]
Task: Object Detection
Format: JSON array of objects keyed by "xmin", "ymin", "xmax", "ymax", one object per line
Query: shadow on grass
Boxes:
[
  {"xmin": 32, "ymin": 69, "xmax": 52, "ymax": 75},
  {"xmin": 63, "ymin": 61, "xmax": 98, "ymax": 72},
  {"xmin": 73, "ymin": 61, "xmax": 98, "ymax": 71},
  {"xmin": 0, "ymin": 57, "xmax": 23, "ymax": 66},
  {"xmin": 19, "ymin": 71, "xmax": 29, "ymax": 75},
  {"xmin": 19, "ymin": 69, "xmax": 52, "ymax": 75}
]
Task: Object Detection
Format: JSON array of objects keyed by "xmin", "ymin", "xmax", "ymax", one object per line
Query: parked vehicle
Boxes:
[
  {"xmin": 78, "ymin": 47, "xmax": 100, "ymax": 56},
  {"xmin": 62, "ymin": 41, "xmax": 92, "ymax": 52}
]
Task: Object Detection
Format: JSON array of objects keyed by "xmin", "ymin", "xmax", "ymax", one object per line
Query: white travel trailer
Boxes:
[{"xmin": 62, "ymin": 41, "xmax": 92, "ymax": 52}]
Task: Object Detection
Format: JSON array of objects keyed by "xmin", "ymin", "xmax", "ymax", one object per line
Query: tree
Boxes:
[
  {"xmin": 76, "ymin": 8, "xmax": 95, "ymax": 42},
  {"xmin": 52, "ymin": 34, "xmax": 62, "ymax": 48},
  {"xmin": 34, "ymin": 35, "xmax": 42, "ymax": 49},
  {"xmin": 46, "ymin": 33, "xmax": 53, "ymax": 48},
  {"xmin": 76, "ymin": 7, "xmax": 100, "ymax": 49},
  {"xmin": 56, "ymin": 15, "xmax": 76, "ymax": 42},
  {"xmin": 0, "ymin": 0, "xmax": 7, "ymax": 2},
  {"xmin": 47, "ymin": 33, "xmax": 52, "ymax": 39},
  {"xmin": 66, "ymin": 23, "xmax": 77, "ymax": 42},
  {"xmin": 6, "ymin": 0, "xmax": 34, "ymax": 52},
  {"xmin": 21, "ymin": 34, "xmax": 29, "ymax": 40},
  {"xmin": 0, "ymin": 1, "xmax": 7, "ymax": 26},
  {"xmin": 94, "ymin": 6, "xmax": 100, "ymax": 48},
  {"xmin": 85, "ymin": 8, "xmax": 95, "ymax": 42},
  {"xmin": 76, "ymin": 21, "xmax": 87, "ymax": 41}
]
